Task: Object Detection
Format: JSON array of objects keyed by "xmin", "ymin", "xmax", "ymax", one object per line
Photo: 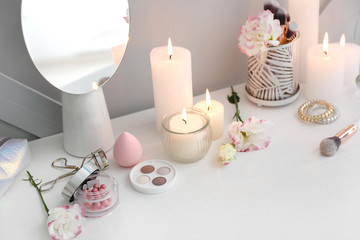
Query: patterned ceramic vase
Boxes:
[{"xmin": 246, "ymin": 32, "xmax": 300, "ymax": 103}]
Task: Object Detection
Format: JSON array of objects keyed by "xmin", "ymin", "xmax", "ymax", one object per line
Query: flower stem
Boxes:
[
  {"xmin": 230, "ymin": 86, "xmax": 243, "ymax": 122},
  {"xmin": 25, "ymin": 171, "xmax": 49, "ymax": 215}
]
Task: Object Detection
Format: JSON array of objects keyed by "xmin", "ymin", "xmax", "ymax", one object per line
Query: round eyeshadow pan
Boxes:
[
  {"xmin": 129, "ymin": 159, "xmax": 177, "ymax": 194},
  {"xmin": 141, "ymin": 165, "xmax": 155, "ymax": 174},
  {"xmin": 157, "ymin": 167, "xmax": 171, "ymax": 175},
  {"xmin": 137, "ymin": 175, "xmax": 150, "ymax": 184},
  {"xmin": 152, "ymin": 177, "xmax": 166, "ymax": 186}
]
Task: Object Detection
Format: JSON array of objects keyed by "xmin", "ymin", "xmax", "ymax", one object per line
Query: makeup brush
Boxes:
[
  {"xmin": 274, "ymin": 8, "xmax": 286, "ymax": 44},
  {"xmin": 320, "ymin": 120, "xmax": 360, "ymax": 156},
  {"xmin": 285, "ymin": 13, "xmax": 291, "ymax": 36},
  {"xmin": 274, "ymin": 7, "xmax": 286, "ymax": 26},
  {"xmin": 264, "ymin": 0, "xmax": 279, "ymax": 14},
  {"xmin": 286, "ymin": 13, "xmax": 291, "ymax": 23},
  {"xmin": 279, "ymin": 22, "xmax": 298, "ymax": 45},
  {"xmin": 286, "ymin": 22, "xmax": 298, "ymax": 39}
]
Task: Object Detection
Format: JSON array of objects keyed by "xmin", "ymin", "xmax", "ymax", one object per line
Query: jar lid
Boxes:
[{"xmin": 62, "ymin": 162, "xmax": 99, "ymax": 202}]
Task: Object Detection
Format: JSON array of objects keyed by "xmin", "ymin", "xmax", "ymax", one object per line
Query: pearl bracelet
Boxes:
[
  {"xmin": 308, "ymin": 104, "xmax": 340, "ymax": 124},
  {"xmin": 298, "ymin": 99, "xmax": 334, "ymax": 122}
]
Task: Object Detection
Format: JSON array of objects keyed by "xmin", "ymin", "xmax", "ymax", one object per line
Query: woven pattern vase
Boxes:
[{"xmin": 246, "ymin": 33, "xmax": 299, "ymax": 101}]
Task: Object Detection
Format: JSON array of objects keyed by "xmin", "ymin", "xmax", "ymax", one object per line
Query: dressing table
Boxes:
[{"xmin": 2, "ymin": 83, "xmax": 360, "ymax": 239}]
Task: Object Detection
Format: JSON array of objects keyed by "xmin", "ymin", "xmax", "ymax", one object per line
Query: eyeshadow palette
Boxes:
[{"xmin": 129, "ymin": 159, "xmax": 177, "ymax": 194}]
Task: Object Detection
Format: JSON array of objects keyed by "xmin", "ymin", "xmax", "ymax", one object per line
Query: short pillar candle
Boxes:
[{"xmin": 194, "ymin": 89, "xmax": 224, "ymax": 140}]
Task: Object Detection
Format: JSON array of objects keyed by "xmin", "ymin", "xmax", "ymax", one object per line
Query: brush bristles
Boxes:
[
  {"xmin": 286, "ymin": 13, "xmax": 291, "ymax": 22},
  {"xmin": 274, "ymin": 8, "xmax": 286, "ymax": 25},
  {"xmin": 263, "ymin": 0, "xmax": 279, "ymax": 14},
  {"xmin": 320, "ymin": 136, "xmax": 341, "ymax": 156}
]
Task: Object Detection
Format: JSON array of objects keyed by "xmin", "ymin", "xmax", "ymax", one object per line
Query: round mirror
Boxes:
[{"xmin": 21, "ymin": 0, "xmax": 129, "ymax": 94}]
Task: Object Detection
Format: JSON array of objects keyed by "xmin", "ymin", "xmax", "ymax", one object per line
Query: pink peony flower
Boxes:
[
  {"xmin": 47, "ymin": 204, "xmax": 84, "ymax": 240},
  {"xmin": 228, "ymin": 117, "xmax": 272, "ymax": 152},
  {"xmin": 238, "ymin": 10, "xmax": 283, "ymax": 56}
]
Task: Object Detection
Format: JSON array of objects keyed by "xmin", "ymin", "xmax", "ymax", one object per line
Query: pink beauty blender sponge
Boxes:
[{"xmin": 113, "ymin": 132, "xmax": 143, "ymax": 167}]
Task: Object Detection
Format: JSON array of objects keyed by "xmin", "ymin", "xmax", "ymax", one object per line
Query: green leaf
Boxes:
[{"xmin": 227, "ymin": 93, "xmax": 239, "ymax": 104}]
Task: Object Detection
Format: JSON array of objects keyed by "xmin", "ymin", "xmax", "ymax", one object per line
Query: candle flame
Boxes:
[
  {"xmin": 181, "ymin": 107, "xmax": 187, "ymax": 124},
  {"xmin": 91, "ymin": 82, "xmax": 99, "ymax": 90},
  {"xmin": 323, "ymin": 32, "xmax": 329, "ymax": 55},
  {"xmin": 340, "ymin": 34, "xmax": 345, "ymax": 47},
  {"xmin": 168, "ymin": 38, "xmax": 173, "ymax": 60},
  {"xmin": 206, "ymin": 89, "xmax": 211, "ymax": 111}
]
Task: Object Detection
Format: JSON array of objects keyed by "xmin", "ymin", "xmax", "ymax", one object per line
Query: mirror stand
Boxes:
[{"xmin": 62, "ymin": 88, "xmax": 114, "ymax": 157}]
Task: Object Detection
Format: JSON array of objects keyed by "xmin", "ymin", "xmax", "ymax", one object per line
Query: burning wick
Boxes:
[
  {"xmin": 323, "ymin": 32, "xmax": 329, "ymax": 56},
  {"xmin": 181, "ymin": 107, "xmax": 187, "ymax": 124},
  {"xmin": 168, "ymin": 37, "xmax": 173, "ymax": 60},
  {"xmin": 205, "ymin": 89, "xmax": 211, "ymax": 111}
]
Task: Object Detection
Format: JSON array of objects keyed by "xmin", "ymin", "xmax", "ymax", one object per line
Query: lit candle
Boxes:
[
  {"xmin": 194, "ymin": 89, "xmax": 224, "ymax": 140},
  {"xmin": 289, "ymin": 0, "xmax": 319, "ymax": 84},
  {"xmin": 150, "ymin": 38, "xmax": 193, "ymax": 132},
  {"xmin": 338, "ymin": 34, "xmax": 360, "ymax": 87},
  {"xmin": 169, "ymin": 107, "xmax": 202, "ymax": 133},
  {"xmin": 162, "ymin": 108, "xmax": 212, "ymax": 163},
  {"xmin": 305, "ymin": 32, "xmax": 345, "ymax": 101}
]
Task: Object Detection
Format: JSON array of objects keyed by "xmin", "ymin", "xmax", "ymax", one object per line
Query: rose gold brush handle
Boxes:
[{"xmin": 335, "ymin": 123, "xmax": 359, "ymax": 143}]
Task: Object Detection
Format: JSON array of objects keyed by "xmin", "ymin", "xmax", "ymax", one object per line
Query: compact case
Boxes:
[
  {"xmin": 129, "ymin": 159, "xmax": 177, "ymax": 194},
  {"xmin": 62, "ymin": 162, "xmax": 119, "ymax": 218}
]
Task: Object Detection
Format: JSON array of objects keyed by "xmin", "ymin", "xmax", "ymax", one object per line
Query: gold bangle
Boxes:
[{"xmin": 298, "ymin": 99, "xmax": 334, "ymax": 122}]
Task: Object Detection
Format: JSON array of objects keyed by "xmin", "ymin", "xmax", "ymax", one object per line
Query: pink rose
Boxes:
[{"xmin": 238, "ymin": 10, "xmax": 283, "ymax": 56}]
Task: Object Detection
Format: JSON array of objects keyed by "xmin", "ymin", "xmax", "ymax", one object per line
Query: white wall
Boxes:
[
  {"xmin": 103, "ymin": 0, "xmax": 251, "ymax": 118},
  {"xmin": 0, "ymin": 0, "xmax": 359, "ymax": 139}
]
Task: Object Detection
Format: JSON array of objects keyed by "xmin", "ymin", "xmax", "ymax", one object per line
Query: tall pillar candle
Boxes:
[
  {"xmin": 194, "ymin": 89, "xmax": 224, "ymax": 140},
  {"xmin": 339, "ymin": 34, "xmax": 360, "ymax": 87},
  {"xmin": 150, "ymin": 38, "xmax": 193, "ymax": 132},
  {"xmin": 289, "ymin": 0, "xmax": 319, "ymax": 83},
  {"xmin": 305, "ymin": 33, "xmax": 345, "ymax": 101}
]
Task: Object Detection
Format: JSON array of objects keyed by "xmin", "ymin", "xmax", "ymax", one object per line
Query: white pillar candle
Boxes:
[
  {"xmin": 194, "ymin": 89, "xmax": 224, "ymax": 140},
  {"xmin": 305, "ymin": 32, "xmax": 345, "ymax": 101},
  {"xmin": 338, "ymin": 34, "xmax": 360, "ymax": 87},
  {"xmin": 150, "ymin": 38, "xmax": 193, "ymax": 132},
  {"xmin": 289, "ymin": 0, "xmax": 319, "ymax": 84}
]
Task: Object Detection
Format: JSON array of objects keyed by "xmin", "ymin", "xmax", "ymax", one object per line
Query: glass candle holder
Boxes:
[{"xmin": 161, "ymin": 108, "xmax": 212, "ymax": 163}]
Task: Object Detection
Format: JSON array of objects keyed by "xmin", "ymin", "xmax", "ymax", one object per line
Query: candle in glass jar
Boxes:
[
  {"xmin": 161, "ymin": 108, "xmax": 212, "ymax": 163},
  {"xmin": 305, "ymin": 32, "xmax": 345, "ymax": 101},
  {"xmin": 169, "ymin": 108, "xmax": 202, "ymax": 133},
  {"xmin": 150, "ymin": 38, "xmax": 193, "ymax": 132},
  {"xmin": 194, "ymin": 89, "xmax": 224, "ymax": 140}
]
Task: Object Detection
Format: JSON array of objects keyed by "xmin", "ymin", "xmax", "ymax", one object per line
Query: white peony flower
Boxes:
[
  {"xmin": 228, "ymin": 117, "xmax": 272, "ymax": 152},
  {"xmin": 218, "ymin": 143, "xmax": 237, "ymax": 165},
  {"xmin": 47, "ymin": 204, "xmax": 84, "ymax": 240},
  {"xmin": 238, "ymin": 10, "xmax": 283, "ymax": 56}
]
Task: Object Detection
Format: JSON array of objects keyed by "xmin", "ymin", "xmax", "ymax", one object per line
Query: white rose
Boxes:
[
  {"xmin": 228, "ymin": 117, "xmax": 272, "ymax": 152},
  {"xmin": 218, "ymin": 143, "xmax": 236, "ymax": 165},
  {"xmin": 47, "ymin": 204, "xmax": 84, "ymax": 240}
]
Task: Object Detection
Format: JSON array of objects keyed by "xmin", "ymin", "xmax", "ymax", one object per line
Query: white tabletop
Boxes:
[{"xmin": 2, "ymin": 83, "xmax": 360, "ymax": 240}]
